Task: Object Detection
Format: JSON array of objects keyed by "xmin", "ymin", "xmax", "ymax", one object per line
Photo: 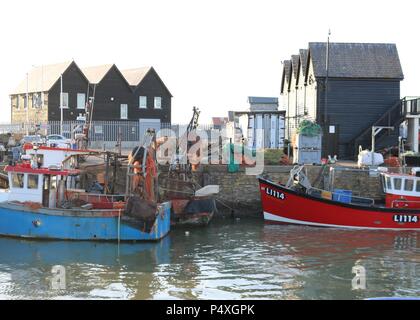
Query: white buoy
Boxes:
[{"xmin": 185, "ymin": 231, "xmax": 190, "ymax": 236}]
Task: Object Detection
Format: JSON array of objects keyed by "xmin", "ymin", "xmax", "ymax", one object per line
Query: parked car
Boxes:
[
  {"xmin": 46, "ymin": 134, "xmax": 71, "ymax": 148},
  {"xmin": 20, "ymin": 135, "xmax": 45, "ymax": 146}
]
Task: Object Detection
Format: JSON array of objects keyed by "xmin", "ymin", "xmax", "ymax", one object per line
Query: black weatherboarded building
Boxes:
[
  {"xmin": 10, "ymin": 61, "xmax": 172, "ymax": 125},
  {"xmin": 281, "ymin": 42, "xmax": 404, "ymax": 158}
]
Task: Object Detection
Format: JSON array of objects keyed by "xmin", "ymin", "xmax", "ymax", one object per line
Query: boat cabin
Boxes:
[
  {"xmin": 381, "ymin": 171, "xmax": 420, "ymax": 208},
  {"xmin": 5, "ymin": 163, "xmax": 79, "ymax": 208},
  {"xmin": 23, "ymin": 144, "xmax": 92, "ymax": 169}
]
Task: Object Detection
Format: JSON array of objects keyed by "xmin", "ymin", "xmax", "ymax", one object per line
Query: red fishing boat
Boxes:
[{"xmin": 258, "ymin": 166, "xmax": 420, "ymax": 230}]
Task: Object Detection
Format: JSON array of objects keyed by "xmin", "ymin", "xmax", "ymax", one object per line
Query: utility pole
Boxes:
[
  {"xmin": 324, "ymin": 29, "xmax": 331, "ymax": 126},
  {"xmin": 26, "ymin": 73, "xmax": 29, "ymax": 135},
  {"xmin": 60, "ymin": 74, "xmax": 63, "ymax": 136}
]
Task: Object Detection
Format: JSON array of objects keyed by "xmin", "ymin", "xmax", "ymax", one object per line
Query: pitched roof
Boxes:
[
  {"xmin": 120, "ymin": 66, "xmax": 152, "ymax": 86},
  {"xmin": 291, "ymin": 54, "xmax": 300, "ymax": 78},
  {"xmin": 13, "ymin": 61, "xmax": 73, "ymax": 94},
  {"xmin": 284, "ymin": 60, "xmax": 291, "ymax": 83},
  {"xmin": 299, "ymin": 49, "xmax": 309, "ymax": 76},
  {"xmin": 280, "ymin": 60, "xmax": 291, "ymax": 94},
  {"xmin": 81, "ymin": 64, "xmax": 114, "ymax": 84},
  {"xmin": 308, "ymin": 42, "xmax": 404, "ymax": 79}
]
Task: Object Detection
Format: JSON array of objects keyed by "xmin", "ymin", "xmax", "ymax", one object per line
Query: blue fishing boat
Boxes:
[{"xmin": 0, "ymin": 162, "xmax": 171, "ymax": 241}]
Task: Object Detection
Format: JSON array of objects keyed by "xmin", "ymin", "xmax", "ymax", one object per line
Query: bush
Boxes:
[{"xmin": 264, "ymin": 149, "xmax": 284, "ymax": 165}]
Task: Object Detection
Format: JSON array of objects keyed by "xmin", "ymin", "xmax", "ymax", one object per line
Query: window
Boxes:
[
  {"xmin": 386, "ymin": 176, "xmax": 392, "ymax": 190},
  {"xmin": 154, "ymin": 97, "xmax": 162, "ymax": 109},
  {"xmin": 404, "ymin": 179, "xmax": 414, "ymax": 192},
  {"xmin": 77, "ymin": 93, "xmax": 86, "ymax": 109},
  {"xmin": 139, "ymin": 96, "xmax": 147, "ymax": 109},
  {"xmin": 16, "ymin": 96, "xmax": 20, "ymax": 109},
  {"xmin": 393, "ymin": 178, "xmax": 402, "ymax": 190},
  {"xmin": 24, "ymin": 95, "xmax": 28, "ymax": 109},
  {"xmin": 11, "ymin": 173, "xmax": 24, "ymax": 188},
  {"xmin": 120, "ymin": 104, "xmax": 128, "ymax": 119},
  {"xmin": 416, "ymin": 181, "xmax": 420, "ymax": 192},
  {"xmin": 31, "ymin": 93, "xmax": 41, "ymax": 108},
  {"xmin": 27, "ymin": 174, "xmax": 39, "ymax": 189},
  {"xmin": 61, "ymin": 92, "xmax": 69, "ymax": 108}
]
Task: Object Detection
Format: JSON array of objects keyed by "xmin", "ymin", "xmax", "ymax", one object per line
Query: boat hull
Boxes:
[
  {"xmin": 258, "ymin": 178, "xmax": 420, "ymax": 230},
  {"xmin": 0, "ymin": 202, "xmax": 171, "ymax": 241}
]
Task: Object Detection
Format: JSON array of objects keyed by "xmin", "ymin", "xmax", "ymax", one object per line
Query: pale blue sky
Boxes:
[{"xmin": 0, "ymin": 0, "xmax": 419, "ymax": 124}]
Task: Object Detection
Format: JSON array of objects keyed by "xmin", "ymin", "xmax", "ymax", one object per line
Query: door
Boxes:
[
  {"xmin": 139, "ymin": 118, "xmax": 161, "ymax": 139},
  {"xmin": 322, "ymin": 125, "xmax": 339, "ymax": 158},
  {"xmin": 42, "ymin": 175, "xmax": 50, "ymax": 208}
]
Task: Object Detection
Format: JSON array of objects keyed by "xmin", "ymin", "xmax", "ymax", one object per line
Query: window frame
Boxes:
[
  {"xmin": 27, "ymin": 174, "xmax": 39, "ymax": 190},
  {"xmin": 154, "ymin": 96, "xmax": 162, "ymax": 109},
  {"xmin": 77, "ymin": 93, "xmax": 86, "ymax": 110},
  {"xmin": 120, "ymin": 104, "xmax": 128, "ymax": 120},
  {"xmin": 139, "ymin": 96, "xmax": 147, "ymax": 109},
  {"xmin": 61, "ymin": 92, "xmax": 69, "ymax": 109},
  {"xmin": 393, "ymin": 178, "xmax": 402, "ymax": 190},
  {"xmin": 404, "ymin": 179, "xmax": 414, "ymax": 192},
  {"xmin": 11, "ymin": 173, "xmax": 25, "ymax": 189}
]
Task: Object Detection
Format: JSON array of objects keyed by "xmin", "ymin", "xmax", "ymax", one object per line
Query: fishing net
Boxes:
[{"xmin": 296, "ymin": 120, "xmax": 322, "ymax": 137}]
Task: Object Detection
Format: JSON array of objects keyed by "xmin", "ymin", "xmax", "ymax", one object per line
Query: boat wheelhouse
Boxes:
[{"xmin": 381, "ymin": 170, "xmax": 420, "ymax": 209}]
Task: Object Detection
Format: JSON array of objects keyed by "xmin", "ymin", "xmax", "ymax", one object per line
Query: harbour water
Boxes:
[{"xmin": 0, "ymin": 218, "xmax": 419, "ymax": 300}]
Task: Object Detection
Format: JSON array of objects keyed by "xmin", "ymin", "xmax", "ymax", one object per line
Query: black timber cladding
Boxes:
[
  {"xmin": 48, "ymin": 62, "xmax": 90, "ymax": 121},
  {"xmin": 317, "ymin": 78, "xmax": 400, "ymax": 156},
  {"xmin": 32, "ymin": 63, "xmax": 172, "ymax": 122},
  {"xmin": 281, "ymin": 42, "xmax": 404, "ymax": 158}
]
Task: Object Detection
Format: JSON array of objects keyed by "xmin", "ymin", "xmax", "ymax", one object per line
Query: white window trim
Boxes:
[
  {"xmin": 154, "ymin": 96, "xmax": 162, "ymax": 109},
  {"xmin": 61, "ymin": 92, "xmax": 69, "ymax": 109},
  {"xmin": 120, "ymin": 104, "xmax": 128, "ymax": 120},
  {"xmin": 139, "ymin": 96, "xmax": 147, "ymax": 109},
  {"xmin": 77, "ymin": 93, "xmax": 86, "ymax": 109}
]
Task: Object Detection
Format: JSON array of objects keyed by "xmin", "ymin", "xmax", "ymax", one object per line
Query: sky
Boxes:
[{"xmin": 0, "ymin": 0, "xmax": 419, "ymax": 124}]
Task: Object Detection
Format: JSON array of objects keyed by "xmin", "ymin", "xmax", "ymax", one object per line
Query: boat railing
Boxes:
[
  {"xmin": 306, "ymin": 187, "xmax": 375, "ymax": 207},
  {"xmin": 69, "ymin": 192, "xmax": 126, "ymax": 203}
]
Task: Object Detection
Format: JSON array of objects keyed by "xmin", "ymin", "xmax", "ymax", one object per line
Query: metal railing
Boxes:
[
  {"xmin": 307, "ymin": 186, "xmax": 375, "ymax": 206},
  {"xmin": 0, "ymin": 121, "xmax": 220, "ymax": 142},
  {"xmin": 68, "ymin": 191, "xmax": 126, "ymax": 204}
]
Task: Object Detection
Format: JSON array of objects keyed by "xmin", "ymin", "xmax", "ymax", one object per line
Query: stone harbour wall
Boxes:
[{"xmin": 82, "ymin": 162, "xmax": 387, "ymax": 217}]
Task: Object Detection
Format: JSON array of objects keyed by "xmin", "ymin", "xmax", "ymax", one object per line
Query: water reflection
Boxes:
[{"xmin": 0, "ymin": 219, "xmax": 419, "ymax": 299}]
